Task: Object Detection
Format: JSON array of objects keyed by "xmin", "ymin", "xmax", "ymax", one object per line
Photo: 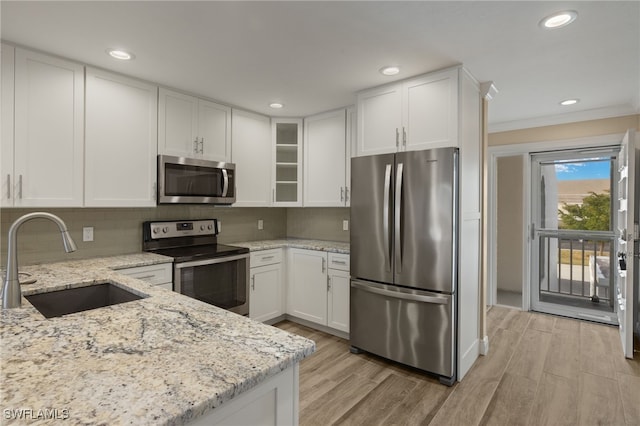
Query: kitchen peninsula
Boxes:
[{"xmin": 0, "ymin": 254, "xmax": 315, "ymax": 425}]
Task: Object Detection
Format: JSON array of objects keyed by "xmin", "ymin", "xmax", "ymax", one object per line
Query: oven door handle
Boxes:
[{"xmin": 174, "ymin": 253, "xmax": 249, "ymax": 269}]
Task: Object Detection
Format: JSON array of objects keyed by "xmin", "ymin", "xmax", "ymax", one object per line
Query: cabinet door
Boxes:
[
  {"xmin": 288, "ymin": 249, "xmax": 327, "ymax": 325},
  {"xmin": 328, "ymin": 269, "xmax": 350, "ymax": 333},
  {"xmin": 198, "ymin": 99, "xmax": 231, "ymax": 162},
  {"xmin": 1, "ymin": 44, "xmax": 14, "ymax": 207},
  {"xmin": 231, "ymin": 109, "xmax": 272, "ymax": 206},
  {"xmin": 402, "ymin": 68, "xmax": 459, "ymax": 151},
  {"xmin": 356, "ymin": 84, "xmax": 401, "ymax": 157},
  {"xmin": 250, "ymin": 263, "xmax": 282, "ymax": 323},
  {"xmin": 14, "ymin": 48, "xmax": 84, "ymax": 207},
  {"xmin": 345, "ymin": 106, "xmax": 355, "ymax": 207},
  {"xmin": 158, "ymin": 88, "xmax": 198, "ymax": 157},
  {"xmin": 304, "ymin": 109, "xmax": 346, "ymax": 207},
  {"xmin": 85, "ymin": 68, "xmax": 158, "ymax": 207},
  {"xmin": 272, "ymin": 119, "xmax": 302, "ymax": 206}
]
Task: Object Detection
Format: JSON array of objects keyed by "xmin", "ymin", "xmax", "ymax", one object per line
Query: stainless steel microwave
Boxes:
[{"xmin": 157, "ymin": 155, "xmax": 236, "ymax": 204}]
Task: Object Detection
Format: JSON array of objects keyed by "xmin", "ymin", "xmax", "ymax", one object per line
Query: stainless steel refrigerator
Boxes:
[{"xmin": 350, "ymin": 147, "xmax": 458, "ymax": 386}]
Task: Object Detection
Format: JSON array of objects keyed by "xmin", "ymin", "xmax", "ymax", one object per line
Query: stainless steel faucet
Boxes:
[{"xmin": 1, "ymin": 212, "xmax": 77, "ymax": 309}]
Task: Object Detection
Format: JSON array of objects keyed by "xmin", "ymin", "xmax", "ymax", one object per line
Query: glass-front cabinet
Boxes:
[{"xmin": 272, "ymin": 118, "xmax": 302, "ymax": 206}]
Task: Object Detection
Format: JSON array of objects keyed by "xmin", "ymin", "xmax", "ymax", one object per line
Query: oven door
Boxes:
[{"xmin": 174, "ymin": 253, "xmax": 249, "ymax": 315}]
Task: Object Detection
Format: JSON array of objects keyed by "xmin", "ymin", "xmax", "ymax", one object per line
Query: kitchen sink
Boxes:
[{"xmin": 25, "ymin": 282, "xmax": 145, "ymax": 318}]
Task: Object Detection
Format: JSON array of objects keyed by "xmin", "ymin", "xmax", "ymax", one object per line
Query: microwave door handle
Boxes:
[{"xmin": 222, "ymin": 169, "xmax": 229, "ymax": 197}]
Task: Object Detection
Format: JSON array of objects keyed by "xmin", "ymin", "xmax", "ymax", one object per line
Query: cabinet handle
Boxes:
[
  {"xmin": 340, "ymin": 187, "xmax": 344, "ymax": 202},
  {"xmin": 395, "ymin": 128, "xmax": 399, "ymax": 148},
  {"xmin": 194, "ymin": 138, "xmax": 199, "ymax": 154},
  {"xmin": 327, "ymin": 275, "xmax": 331, "ymax": 291},
  {"xmin": 402, "ymin": 127, "xmax": 407, "ymax": 147},
  {"xmin": 322, "ymin": 257, "xmax": 326, "ymax": 273},
  {"xmin": 332, "ymin": 260, "xmax": 347, "ymax": 265},
  {"xmin": 345, "ymin": 187, "xmax": 349, "ymax": 202},
  {"xmin": 251, "ymin": 275, "xmax": 255, "ymax": 291},
  {"xmin": 18, "ymin": 175, "xmax": 22, "ymax": 199},
  {"xmin": 261, "ymin": 255, "xmax": 274, "ymax": 261},
  {"xmin": 6, "ymin": 174, "xmax": 10, "ymax": 199},
  {"xmin": 152, "ymin": 182, "xmax": 157, "ymax": 201},
  {"xmin": 272, "ymin": 188, "xmax": 275, "ymax": 202},
  {"xmin": 199, "ymin": 137, "xmax": 204, "ymax": 154}
]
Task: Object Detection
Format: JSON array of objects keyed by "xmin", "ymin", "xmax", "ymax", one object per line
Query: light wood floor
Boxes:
[{"xmin": 275, "ymin": 307, "xmax": 640, "ymax": 426}]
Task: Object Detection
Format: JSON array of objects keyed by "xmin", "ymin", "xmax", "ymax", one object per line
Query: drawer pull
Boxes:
[
  {"xmin": 136, "ymin": 274, "xmax": 155, "ymax": 280},
  {"xmin": 261, "ymin": 255, "xmax": 275, "ymax": 261},
  {"xmin": 332, "ymin": 260, "xmax": 347, "ymax": 265}
]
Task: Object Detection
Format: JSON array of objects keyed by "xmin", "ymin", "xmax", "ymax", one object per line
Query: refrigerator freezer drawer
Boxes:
[{"xmin": 350, "ymin": 279, "xmax": 455, "ymax": 379}]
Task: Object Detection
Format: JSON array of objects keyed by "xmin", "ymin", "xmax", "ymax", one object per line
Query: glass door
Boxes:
[{"xmin": 530, "ymin": 148, "xmax": 619, "ymax": 324}]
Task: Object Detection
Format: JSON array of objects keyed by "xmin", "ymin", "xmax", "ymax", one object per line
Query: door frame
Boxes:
[{"xmin": 487, "ymin": 133, "xmax": 624, "ymax": 311}]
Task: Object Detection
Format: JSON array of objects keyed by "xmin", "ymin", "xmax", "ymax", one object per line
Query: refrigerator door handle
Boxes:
[
  {"xmin": 394, "ymin": 162, "xmax": 404, "ymax": 274},
  {"xmin": 383, "ymin": 164, "xmax": 392, "ymax": 272},
  {"xmin": 351, "ymin": 281, "xmax": 449, "ymax": 305}
]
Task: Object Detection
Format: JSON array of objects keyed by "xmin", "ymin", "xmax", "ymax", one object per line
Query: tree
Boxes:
[{"xmin": 558, "ymin": 191, "xmax": 610, "ymax": 254}]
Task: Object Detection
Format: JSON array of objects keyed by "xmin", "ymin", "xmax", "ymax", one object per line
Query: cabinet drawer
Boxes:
[
  {"xmin": 117, "ymin": 263, "xmax": 173, "ymax": 286},
  {"xmin": 250, "ymin": 249, "xmax": 282, "ymax": 268},
  {"xmin": 328, "ymin": 253, "xmax": 350, "ymax": 271}
]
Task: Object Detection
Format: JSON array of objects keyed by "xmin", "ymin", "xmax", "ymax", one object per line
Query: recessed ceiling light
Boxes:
[
  {"xmin": 560, "ymin": 99, "xmax": 579, "ymax": 106},
  {"xmin": 269, "ymin": 102, "xmax": 284, "ymax": 109},
  {"xmin": 106, "ymin": 49, "xmax": 135, "ymax": 60},
  {"xmin": 540, "ymin": 10, "xmax": 578, "ymax": 29},
  {"xmin": 379, "ymin": 66, "xmax": 400, "ymax": 76}
]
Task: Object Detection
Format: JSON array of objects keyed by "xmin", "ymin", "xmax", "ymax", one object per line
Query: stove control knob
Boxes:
[
  {"xmin": 162, "ymin": 226, "xmax": 169, "ymax": 234},
  {"xmin": 200, "ymin": 225, "xmax": 206, "ymax": 231},
  {"xmin": 207, "ymin": 224, "xmax": 213, "ymax": 230},
  {"xmin": 152, "ymin": 227, "xmax": 159, "ymax": 234}
]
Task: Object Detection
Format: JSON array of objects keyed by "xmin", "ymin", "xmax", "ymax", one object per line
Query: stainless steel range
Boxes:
[{"xmin": 142, "ymin": 219, "xmax": 250, "ymax": 315}]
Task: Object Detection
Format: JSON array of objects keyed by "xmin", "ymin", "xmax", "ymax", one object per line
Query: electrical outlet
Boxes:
[
  {"xmin": 218, "ymin": 221, "xmax": 222, "ymax": 233},
  {"xmin": 258, "ymin": 219, "xmax": 264, "ymax": 230},
  {"xmin": 83, "ymin": 226, "xmax": 94, "ymax": 242},
  {"xmin": 343, "ymin": 220, "xmax": 349, "ymax": 231}
]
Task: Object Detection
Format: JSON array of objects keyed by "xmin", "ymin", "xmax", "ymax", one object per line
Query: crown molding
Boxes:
[{"xmin": 488, "ymin": 105, "xmax": 638, "ymax": 133}]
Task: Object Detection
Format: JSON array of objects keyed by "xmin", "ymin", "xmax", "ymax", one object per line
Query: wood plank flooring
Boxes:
[{"xmin": 275, "ymin": 306, "xmax": 640, "ymax": 426}]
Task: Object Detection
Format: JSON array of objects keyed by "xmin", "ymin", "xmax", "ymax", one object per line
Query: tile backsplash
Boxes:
[
  {"xmin": 0, "ymin": 206, "xmax": 350, "ymax": 266},
  {"xmin": 286, "ymin": 208, "xmax": 350, "ymax": 242}
]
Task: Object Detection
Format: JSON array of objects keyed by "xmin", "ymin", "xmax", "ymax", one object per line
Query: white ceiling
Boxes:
[{"xmin": 2, "ymin": 1, "xmax": 639, "ymax": 132}]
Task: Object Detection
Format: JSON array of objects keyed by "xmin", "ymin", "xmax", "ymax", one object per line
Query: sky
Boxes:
[{"xmin": 554, "ymin": 160, "xmax": 611, "ymax": 181}]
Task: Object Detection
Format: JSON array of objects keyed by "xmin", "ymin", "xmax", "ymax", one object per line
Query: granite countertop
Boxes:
[
  {"xmin": 231, "ymin": 238, "xmax": 350, "ymax": 254},
  {"xmin": 0, "ymin": 253, "xmax": 315, "ymax": 425}
]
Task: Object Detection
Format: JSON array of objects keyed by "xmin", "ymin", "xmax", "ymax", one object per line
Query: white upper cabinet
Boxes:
[
  {"xmin": 1, "ymin": 44, "xmax": 15, "ymax": 207},
  {"xmin": 85, "ymin": 68, "xmax": 158, "ymax": 207},
  {"xmin": 356, "ymin": 84, "xmax": 402, "ymax": 156},
  {"xmin": 303, "ymin": 109, "xmax": 347, "ymax": 207},
  {"xmin": 158, "ymin": 88, "xmax": 231, "ymax": 162},
  {"xmin": 198, "ymin": 98, "xmax": 232, "ymax": 161},
  {"xmin": 272, "ymin": 118, "xmax": 303, "ymax": 206},
  {"xmin": 12, "ymin": 48, "xmax": 84, "ymax": 207},
  {"xmin": 356, "ymin": 67, "xmax": 459, "ymax": 156},
  {"xmin": 231, "ymin": 109, "xmax": 272, "ymax": 207}
]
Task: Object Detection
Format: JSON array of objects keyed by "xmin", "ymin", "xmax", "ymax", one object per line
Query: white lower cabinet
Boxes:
[
  {"xmin": 249, "ymin": 249, "xmax": 283, "ymax": 323},
  {"xmin": 327, "ymin": 253, "xmax": 350, "ymax": 333},
  {"xmin": 117, "ymin": 263, "xmax": 173, "ymax": 291},
  {"xmin": 288, "ymin": 248, "xmax": 328, "ymax": 324},
  {"xmin": 189, "ymin": 364, "xmax": 298, "ymax": 426},
  {"xmin": 288, "ymin": 249, "xmax": 350, "ymax": 333}
]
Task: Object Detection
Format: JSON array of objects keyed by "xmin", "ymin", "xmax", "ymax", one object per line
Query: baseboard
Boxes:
[
  {"xmin": 479, "ymin": 335, "xmax": 490, "ymax": 356},
  {"xmin": 283, "ymin": 315, "xmax": 350, "ymax": 340}
]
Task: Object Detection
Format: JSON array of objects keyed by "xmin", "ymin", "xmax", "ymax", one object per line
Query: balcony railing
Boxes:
[{"xmin": 537, "ymin": 229, "xmax": 615, "ymax": 310}]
